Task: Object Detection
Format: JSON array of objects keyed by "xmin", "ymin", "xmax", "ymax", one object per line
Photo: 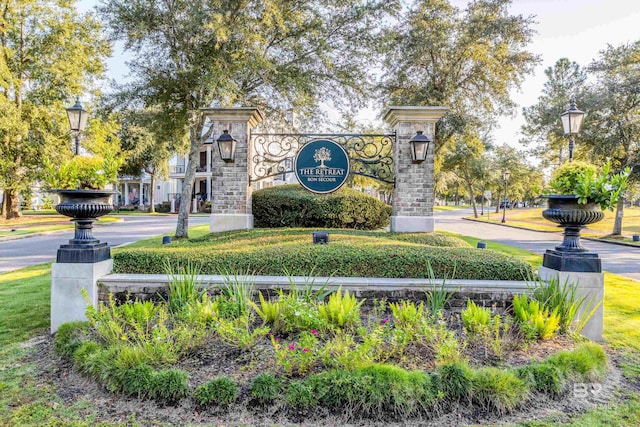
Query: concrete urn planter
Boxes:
[{"xmin": 541, "ymin": 195, "xmax": 604, "ymax": 253}]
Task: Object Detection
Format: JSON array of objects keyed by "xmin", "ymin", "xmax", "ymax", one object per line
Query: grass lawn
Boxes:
[
  {"xmin": 0, "ymin": 214, "xmax": 121, "ymax": 238},
  {"xmin": 468, "ymin": 207, "xmax": 640, "ymax": 245},
  {"xmin": 0, "ymin": 228, "xmax": 638, "ymax": 425},
  {"xmin": 434, "ymin": 204, "xmax": 471, "ymax": 211}
]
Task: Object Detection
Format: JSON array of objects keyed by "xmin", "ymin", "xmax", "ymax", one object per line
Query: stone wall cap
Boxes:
[
  {"xmin": 383, "ymin": 106, "xmax": 450, "ymax": 127},
  {"xmin": 200, "ymin": 107, "xmax": 265, "ymax": 128}
]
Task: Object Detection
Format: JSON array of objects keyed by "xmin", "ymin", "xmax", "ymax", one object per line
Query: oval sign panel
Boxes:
[{"xmin": 294, "ymin": 140, "xmax": 350, "ymax": 194}]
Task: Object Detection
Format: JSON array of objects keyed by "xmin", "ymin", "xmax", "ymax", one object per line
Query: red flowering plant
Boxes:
[{"xmin": 271, "ymin": 331, "xmax": 319, "ymax": 376}]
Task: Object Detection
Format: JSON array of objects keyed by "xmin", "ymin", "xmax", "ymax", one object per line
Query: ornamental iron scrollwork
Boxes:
[{"xmin": 251, "ymin": 133, "xmax": 395, "ymax": 184}]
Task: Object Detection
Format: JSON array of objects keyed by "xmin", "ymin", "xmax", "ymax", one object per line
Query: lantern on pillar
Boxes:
[
  {"xmin": 216, "ymin": 129, "xmax": 237, "ymax": 163},
  {"xmin": 409, "ymin": 131, "xmax": 430, "ymax": 163},
  {"xmin": 560, "ymin": 99, "xmax": 585, "ymax": 162}
]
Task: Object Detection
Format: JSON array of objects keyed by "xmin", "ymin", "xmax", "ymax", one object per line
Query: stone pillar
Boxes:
[
  {"xmin": 201, "ymin": 108, "xmax": 264, "ymax": 232},
  {"xmin": 51, "ymin": 259, "xmax": 113, "ymax": 334},
  {"xmin": 383, "ymin": 106, "xmax": 449, "ymax": 232},
  {"xmin": 538, "ymin": 266, "xmax": 604, "ymax": 341},
  {"xmin": 206, "ymin": 176, "xmax": 212, "ymax": 201}
]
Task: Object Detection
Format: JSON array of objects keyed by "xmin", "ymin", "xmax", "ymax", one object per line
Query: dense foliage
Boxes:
[
  {"xmin": 253, "ymin": 184, "xmax": 391, "ymax": 230},
  {"xmin": 113, "ymin": 229, "xmax": 533, "ymax": 280}
]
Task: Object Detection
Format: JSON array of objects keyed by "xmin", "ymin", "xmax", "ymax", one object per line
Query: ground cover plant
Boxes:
[
  {"xmin": 48, "ymin": 267, "xmax": 612, "ymax": 423},
  {"xmin": 113, "ymin": 228, "xmax": 535, "ymax": 280},
  {"xmin": 1, "ymin": 231, "xmax": 639, "ymax": 425}
]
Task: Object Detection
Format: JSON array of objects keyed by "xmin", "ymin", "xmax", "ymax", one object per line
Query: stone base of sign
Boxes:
[
  {"xmin": 51, "ymin": 259, "xmax": 113, "ymax": 334},
  {"xmin": 538, "ymin": 266, "xmax": 604, "ymax": 341},
  {"xmin": 210, "ymin": 214, "xmax": 254, "ymax": 233},
  {"xmin": 390, "ymin": 215, "xmax": 435, "ymax": 233}
]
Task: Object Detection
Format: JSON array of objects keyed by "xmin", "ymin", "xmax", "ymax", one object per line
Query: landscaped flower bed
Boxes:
[{"xmin": 54, "ymin": 271, "xmax": 606, "ymax": 422}]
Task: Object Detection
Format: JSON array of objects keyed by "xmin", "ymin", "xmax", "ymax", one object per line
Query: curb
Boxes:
[
  {"xmin": 463, "ymin": 217, "xmax": 639, "ymax": 249},
  {"xmin": 0, "ymin": 217, "xmax": 124, "ymax": 243}
]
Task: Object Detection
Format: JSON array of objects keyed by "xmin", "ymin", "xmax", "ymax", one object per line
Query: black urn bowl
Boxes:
[
  {"xmin": 541, "ymin": 195, "xmax": 604, "ymax": 272},
  {"xmin": 52, "ymin": 189, "xmax": 114, "ymax": 263}
]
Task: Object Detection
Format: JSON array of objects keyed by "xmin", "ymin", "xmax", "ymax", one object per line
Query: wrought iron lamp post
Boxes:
[
  {"xmin": 65, "ymin": 97, "xmax": 89, "ymax": 155},
  {"xmin": 501, "ymin": 170, "xmax": 510, "ymax": 223},
  {"xmin": 409, "ymin": 131, "xmax": 431, "ymax": 163},
  {"xmin": 217, "ymin": 129, "xmax": 237, "ymax": 163},
  {"xmin": 560, "ymin": 99, "xmax": 585, "ymax": 162}
]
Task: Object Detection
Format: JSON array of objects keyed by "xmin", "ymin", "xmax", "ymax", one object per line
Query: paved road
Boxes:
[
  {"xmin": 435, "ymin": 209, "xmax": 640, "ymax": 282},
  {"xmin": 0, "ymin": 215, "xmax": 210, "ymax": 273}
]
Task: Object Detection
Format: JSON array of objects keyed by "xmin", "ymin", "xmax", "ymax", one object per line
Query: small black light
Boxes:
[
  {"xmin": 313, "ymin": 232, "xmax": 329, "ymax": 244},
  {"xmin": 633, "ymin": 235, "xmax": 639, "ymax": 242},
  {"xmin": 162, "ymin": 236, "xmax": 172, "ymax": 245},
  {"xmin": 477, "ymin": 241, "xmax": 486, "ymax": 249}
]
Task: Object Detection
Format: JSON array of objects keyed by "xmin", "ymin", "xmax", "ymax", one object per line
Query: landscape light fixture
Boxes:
[
  {"xmin": 217, "ymin": 129, "xmax": 237, "ymax": 163},
  {"xmin": 409, "ymin": 130, "xmax": 430, "ymax": 163},
  {"xmin": 560, "ymin": 99, "xmax": 585, "ymax": 162},
  {"xmin": 65, "ymin": 97, "xmax": 89, "ymax": 155},
  {"xmin": 501, "ymin": 169, "xmax": 510, "ymax": 223}
]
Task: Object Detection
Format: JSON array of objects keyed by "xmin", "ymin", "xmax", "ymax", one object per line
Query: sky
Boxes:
[{"xmin": 79, "ymin": 0, "xmax": 640, "ymax": 148}]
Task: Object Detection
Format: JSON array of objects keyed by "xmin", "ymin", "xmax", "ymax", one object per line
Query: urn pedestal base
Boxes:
[
  {"xmin": 56, "ymin": 242, "xmax": 111, "ymax": 264},
  {"xmin": 542, "ymin": 249, "xmax": 601, "ymax": 273}
]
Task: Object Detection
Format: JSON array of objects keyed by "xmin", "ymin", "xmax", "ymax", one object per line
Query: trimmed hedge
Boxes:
[
  {"xmin": 252, "ymin": 184, "xmax": 391, "ymax": 230},
  {"xmin": 114, "ymin": 229, "xmax": 532, "ymax": 280}
]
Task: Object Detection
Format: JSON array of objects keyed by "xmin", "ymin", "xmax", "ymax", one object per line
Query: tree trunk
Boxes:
[
  {"xmin": 149, "ymin": 175, "xmax": 156, "ymax": 214},
  {"xmin": 4, "ymin": 188, "xmax": 22, "ymax": 219},
  {"xmin": 466, "ymin": 181, "xmax": 478, "ymax": 218},
  {"xmin": 611, "ymin": 199, "xmax": 624, "ymax": 236},
  {"xmin": 175, "ymin": 112, "xmax": 205, "ymax": 239},
  {"xmin": 1, "ymin": 189, "xmax": 6, "ymax": 217}
]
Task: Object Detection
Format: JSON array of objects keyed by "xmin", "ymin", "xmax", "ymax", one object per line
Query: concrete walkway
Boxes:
[{"xmin": 435, "ymin": 209, "xmax": 640, "ymax": 282}]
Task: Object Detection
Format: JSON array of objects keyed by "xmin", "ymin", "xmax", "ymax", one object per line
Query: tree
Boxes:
[
  {"xmin": 441, "ymin": 129, "xmax": 487, "ymax": 217},
  {"xmin": 520, "ymin": 58, "xmax": 588, "ymax": 167},
  {"xmin": 380, "ymin": 0, "xmax": 538, "ymax": 153},
  {"xmin": 0, "ymin": 0, "xmax": 110, "ymax": 219},
  {"xmin": 100, "ymin": 0, "xmax": 394, "ymax": 238},
  {"xmin": 119, "ymin": 108, "xmax": 186, "ymax": 213},
  {"xmin": 580, "ymin": 42, "xmax": 640, "ymax": 235}
]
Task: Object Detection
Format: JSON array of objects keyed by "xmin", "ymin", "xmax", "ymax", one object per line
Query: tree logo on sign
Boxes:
[{"xmin": 314, "ymin": 147, "xmax": 331, "ymax": 168}]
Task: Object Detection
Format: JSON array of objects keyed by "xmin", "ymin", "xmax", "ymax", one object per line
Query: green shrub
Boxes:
[
  {"xmin": 305, "ymin": 364, "xmax": 434, "ymax": 418},
  {"xmin": 252, "ymin": 184, "xmax": 391, "ymax": 230},
  {"xmin": 389, "ymin": 300, "xmax": 426, "ymax": 330},
  {"xmin": 471, "ymin": 367, "xmax": 529, "ymax": 414},
  {"xmin": 285, "ymin": 380, "xmax": 318, "ymax": 408},
  {"xmin": 547, "ymin": 161, "xmax": 598, "ymax": 195},
  {"xmin": 512, "ymin": 294, "xmax": 560, "ymax": 340},
  {"xmin": 214, "ymin": 314, "xmax": 271, "ymax": 351},
  {"xmin": 547, "ymin": 342, "xmax": 607, "ymax": 381},
  {"xmin": 249, "ymin": 373, "xmax": 283, "ymax": 404},
  {"xmin": 54, "ymin": 321, "xmax": 90, "ymax": 357},
  {"xmin": 434, "ymin": 362, "xmax": 473, "ymax": 403},
  {"xmin": 149, "ymin": 369, "xmax": 189, "ymax": 402},
  {"xmin": 114, "ymin": 229, "xmax": 533, "ymax": 280},
  {"xmin": 216, "ymin": 270, "xmax": 255, "ymax": 319},
  {"xmin": 461, "ymin": 300, "xmax": 492, "ymax": 336},
  {"xmin": 194, "ymin": 377, "xmax": 239, "ymax": 406},
  {"xmin": 317, "ymin": 287, "xmax": 363, "ymax": 328},
  {"xmin": 516, "ymin": 363, "xmax": 566, "ymax": 395},
  {"xmin": 121, "ymin": 363, "xmax": 154, "ymax": 397},
  {"xmin": 163, "ymin": 261, "xmax": 205, "ymax": 316},
  {"xmin": 71, "ymin": 341, "xmax": 102, "ymax": 368},
  {"xmin": 389, "ymin": 233, "xmax": 471, "ymax": 248}
]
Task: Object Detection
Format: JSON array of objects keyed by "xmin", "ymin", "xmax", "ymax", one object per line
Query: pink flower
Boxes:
[
  {"xmin": 274, "ymin": 337, "xmax": 280, "ymax": 342},
  {"xmin": 288, "ymin": 343, "xmax": 295, "ymax": 350},
  {"xmin": 302, "ymin": 348, "xmax": 309, "ymax": 353},
  {"xmin": 310, "ymin": 329, "xmax": 318, "ymax": 336},
  {"xmin": 381, "ymin": 318, "xmax": 389, "ymax": 325}
]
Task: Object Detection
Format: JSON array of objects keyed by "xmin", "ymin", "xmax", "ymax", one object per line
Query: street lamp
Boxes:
[
  {"xmin": 409, "ymin": 131, "xmax": 431, "ymax": 163},
  {"xmin": 65, "ymin": 97, "xmax": 89, "ymax": 155},
  {"xmin": 560, "ymin": 98, "xmax": 585, "ymax": 162},
  {"xmin": 217, "ymin": 129, "xmax": 237, "ymax": 163},
  {"xmin": 501, "ymin": 170, "xmax": 510, "ymax": 223}
]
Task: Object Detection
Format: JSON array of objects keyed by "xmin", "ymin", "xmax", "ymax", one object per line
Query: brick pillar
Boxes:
[
  {"xmin": 201, "ymin": 108, "xmax": 264, "ymax": 232},
  {"xmin": 383, "ymin": 106, "xmax": 449, "ymax": 232}
]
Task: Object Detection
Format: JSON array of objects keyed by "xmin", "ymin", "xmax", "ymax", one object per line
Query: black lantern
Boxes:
[
  {"xmin": 409, "ymin": 130, "xmax": 431, "ymax": 163},
  {"xmin": 560, "ymin": 99, "xmax": 585, "ymax": 162},
  {"xmin": 66, "ymin": 97, "xmax": 89, "ymax": 155},
  {"xmin": 217, "ymin": 129, "xmax": 237, "ymax": 163}
]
